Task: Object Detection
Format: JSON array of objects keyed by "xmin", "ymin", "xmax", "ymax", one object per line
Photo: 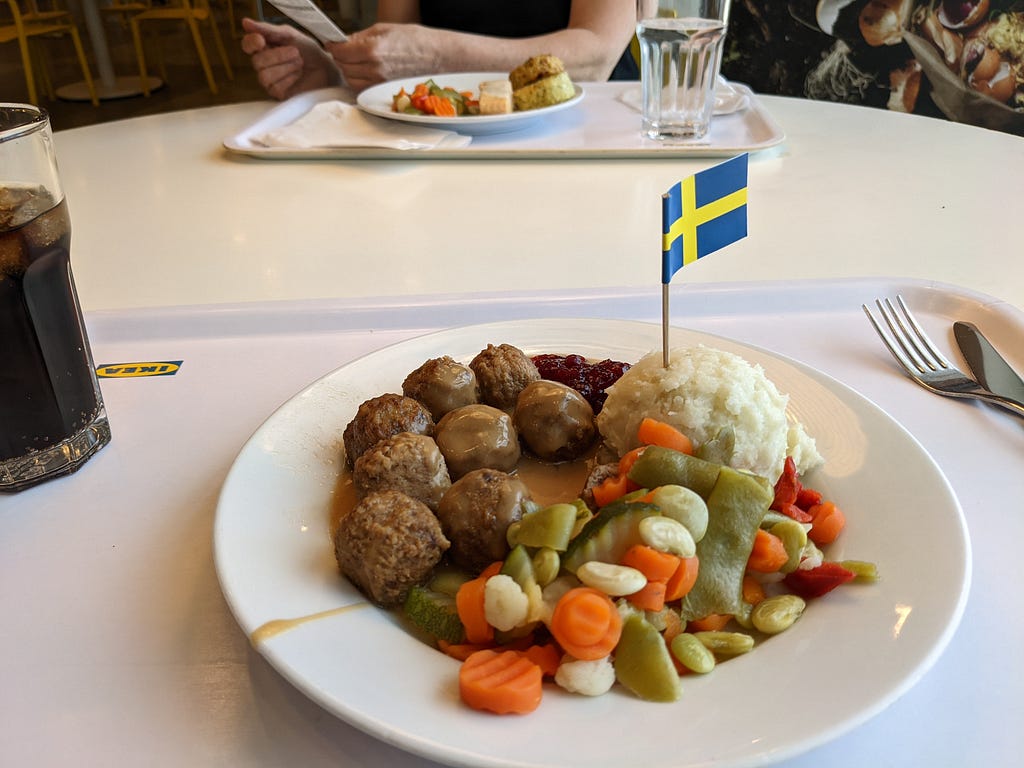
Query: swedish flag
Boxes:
[{"xmin": 662, "ymin": 154, "xmax": 748, "ymax": 283}]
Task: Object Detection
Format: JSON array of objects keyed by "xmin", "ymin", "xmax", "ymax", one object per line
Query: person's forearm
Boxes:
[{"xmin": 426, "ymin": 28, "xmax": 626, "ymax": 81}]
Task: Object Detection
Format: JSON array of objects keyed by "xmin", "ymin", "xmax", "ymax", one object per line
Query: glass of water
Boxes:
[{"xmin": 636, "ymin": 0, "xmax": 731, "ymax": 140}]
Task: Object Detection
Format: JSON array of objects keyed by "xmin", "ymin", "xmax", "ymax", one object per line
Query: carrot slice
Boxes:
[
  {"xmin": 437, "ymin": 639, "xmax": 493, "ymax": 661},
  {"xmin": 422, "ymin": 94, "xmax": 457, "ymax": 117},
  {"xmin": 456, "ymin": 571, "xmax": 495, "ymax": 644},
  {"xmin": 459, "ymin": 649, "xmax": 543, "ymax": 715},
  {"xmin": 617, "ymin": 446, "xmax": 647, "ymax": 477},
  {"xmin": 665, "ymin": 555, "xmax": 699, "ymax": 601},
  {"xmin": 741, "ymin": 574, "xmax": 766, "ymax": 606},
  {"xmin": 549, "ymin": 587, "xmax": 622, "ymax": 660},
  {"xmin": 625, "ymin": 579, "xmax": 668, "ymax": 612},
  {"xmin": 520, "ymin": 643, "xmax": 561, "ymax": 677},
  {"xmin": 687, "ymin": 613, "xmax": 731, "ymax": 632},
  {"xmin": 747, "ymin": 528, "xmax": 789, "ymax": 573},
  {"xmin": 591, "ymin": 473, "xmax": 634, "ymax": 507},
  {"xmin": 620, "ymin": 544, "xmax": 682, "ymax": 583},
  {"xmin": 808, "ymin": 501, "xmax": 846, "ymax": 545},
  {"xmin": 636, "ymin": 417, "xmax": 694, "ymax": 455}
]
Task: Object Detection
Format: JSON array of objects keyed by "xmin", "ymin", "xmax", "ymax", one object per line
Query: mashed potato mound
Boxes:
[{"xmin": 595, "ymin": 346, "xmax": 822, "ymax": 483}]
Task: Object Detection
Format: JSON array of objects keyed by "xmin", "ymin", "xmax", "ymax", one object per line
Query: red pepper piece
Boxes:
[
  {"xmin": 783, "ymin": 562, "xmax": 856, "ymax": 599},
  {"xmin": 796, "ymin": 486, "xmax": 823, "ymax": 510},
  {"xmin": 777, "ymin": 503, "xmax": 813, "ymax": 524},
  {"xmin": 771, "ymin": 456, "xmax": 801, "ymax": 511}
]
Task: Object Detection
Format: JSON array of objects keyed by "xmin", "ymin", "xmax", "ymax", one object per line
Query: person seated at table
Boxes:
[{"xmin": 241, "ymin": 0, "xmax": 637, "ymax": 99}]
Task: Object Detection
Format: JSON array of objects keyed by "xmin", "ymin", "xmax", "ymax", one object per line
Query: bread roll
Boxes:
[
  {"xmin": 509, "ymin": 55, "xmax": 566, "ymax": 91},
  {"xmin": 512, "ymin": 72, "xmax": 576, "ymax": 111}
]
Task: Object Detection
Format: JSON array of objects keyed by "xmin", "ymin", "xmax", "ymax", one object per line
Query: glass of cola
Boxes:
[{"xmin": 1, "ymin": 104, "xmax": 110, "ymax": 491}]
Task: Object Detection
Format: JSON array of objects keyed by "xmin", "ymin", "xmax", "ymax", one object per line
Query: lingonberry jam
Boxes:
[{"xmin": 532, "ymin": 354, "xmax": 631, "ymax": 414}]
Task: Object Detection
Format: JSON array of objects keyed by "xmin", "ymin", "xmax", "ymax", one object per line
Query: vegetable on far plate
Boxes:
[{"xmin": 392, "ymin": 80, "xmax": 479, "ymax": 116}]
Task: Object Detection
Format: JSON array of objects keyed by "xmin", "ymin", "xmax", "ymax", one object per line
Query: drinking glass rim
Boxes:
[{"xmin": 0, "ymin": 104, "xmax": 49, "ymax": 144}]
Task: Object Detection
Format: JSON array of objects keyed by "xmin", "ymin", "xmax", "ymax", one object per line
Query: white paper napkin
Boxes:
[{"xmin": 253, "ymin": 101, "xmax": 472, "ymax": 151}]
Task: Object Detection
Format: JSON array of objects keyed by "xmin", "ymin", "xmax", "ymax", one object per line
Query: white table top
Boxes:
[{"xmin": 4, "ymin": 88, "xmax": 1023, "ymax": 767}]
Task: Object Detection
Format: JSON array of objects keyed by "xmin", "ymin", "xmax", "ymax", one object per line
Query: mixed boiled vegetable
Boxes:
[
  {"xmin": 392, "ymin": 80, "xmax": 480, "ymax": 117},
  {"xmin": 402, "ymin": 418, "xmax": 877, "ymax": 715}
]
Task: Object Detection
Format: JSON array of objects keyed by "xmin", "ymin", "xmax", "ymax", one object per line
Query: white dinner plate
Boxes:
[
  {"xmin": 356, "ymin": 72, "xmax": 585, "ymax": 135},
  {"xmin": 213, "ymin": 318, "xmax": 970, "ymax": 768}
]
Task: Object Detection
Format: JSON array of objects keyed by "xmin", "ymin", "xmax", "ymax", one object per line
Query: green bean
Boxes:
[
  {"xmin": 840, "ymin": 560, "xmax": 880, "ymax": 582},
  {"xmin": 627, "ymin": 446, "xmax": 721, "ymax": 500}
]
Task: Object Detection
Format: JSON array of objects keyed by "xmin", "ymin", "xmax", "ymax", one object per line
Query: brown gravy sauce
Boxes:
[{"xmin": 330, "ymin": 450, "xmax": 599, "ymax": 538}]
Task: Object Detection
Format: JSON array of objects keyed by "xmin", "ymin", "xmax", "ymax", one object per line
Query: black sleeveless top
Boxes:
[{"xmin": 418, "ymin": 0, "xmax": 638, "ymax": 80}]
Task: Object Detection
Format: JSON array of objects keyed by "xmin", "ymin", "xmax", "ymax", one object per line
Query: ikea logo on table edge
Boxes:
[{"xmin": 96, "ymin": 361, "xmax": 183, "ymax": 378}]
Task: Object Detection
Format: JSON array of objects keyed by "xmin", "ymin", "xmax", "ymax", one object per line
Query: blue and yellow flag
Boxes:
[{"xmin": 662, "ymin": 154, "xmax": 748, "ymax": 283}]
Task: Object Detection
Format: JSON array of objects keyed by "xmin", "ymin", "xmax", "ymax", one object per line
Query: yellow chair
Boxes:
[
  {"xmin": 101, "ymin": 0, "xmax": 169, "ymax": 81},
  {"xmin": 128, "ymin": 0, "xmax": 233, "ymax": 95},
  {"xmin": 209, "ymin": 0, "xmax": 258, "ymax": 39},
  {"xmin": 0, "ymin": 0, "xmax": 98, "ymax": 106}
]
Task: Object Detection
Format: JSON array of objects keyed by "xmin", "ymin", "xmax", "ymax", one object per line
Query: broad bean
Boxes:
[
  {"xmin": 639, "ymin": 515, "xmax": 697, "ymax": 557},
  {"xmin": 751, "ymin": 594, "xmax": 806, "ymax": 634},
  {"xmin": 576, "ymin": 561, "xmax": 647, "ymax": 596}
]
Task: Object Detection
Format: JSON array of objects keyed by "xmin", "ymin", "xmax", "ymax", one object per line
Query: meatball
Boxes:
[
  {"xmin": 433, "ymin": 404, "xmax": 521, "ymax": 479},
  {"xmin": 470, "ymin": 343, "xmax": 540, "ymax": 410},
  {"xmin": 342, "ymin": 393, "xmax": 434, "ymax": 467},
  {"xmin": 333, "ymin": 490, "xmax": 450, "ymax": 606},
  {"xmin": 514, "ymin": 380, "xmax": 596, "ymax": 461},
  {"xmin": 436, "ymin": 469, "xmax": 531, "ymax": 573},
  {"xmin": 402, "ymin": 355, "xmax": 480, "ymax": 421},
  {"xmin": 352, "ymin": 432, "xmax": 451, "ymax": 510}
]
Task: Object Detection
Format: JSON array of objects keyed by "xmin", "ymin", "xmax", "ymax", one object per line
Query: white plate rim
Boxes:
[
  {"xmin": 213, "ymin": 317, "xmax": 971, "ymax": 768},
  {"xmin": 355, "ymin": 72, "xmax": 585, "ymax": 134}
]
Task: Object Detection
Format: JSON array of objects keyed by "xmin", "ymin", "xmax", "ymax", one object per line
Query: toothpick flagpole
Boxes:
[{"xmin": 662, "ymin": 283, "xmax": 670, "ymax": 368}]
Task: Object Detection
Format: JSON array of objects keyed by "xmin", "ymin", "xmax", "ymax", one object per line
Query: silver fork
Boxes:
[{"xmin": 863, "ymin": 295, "xmax": 1024, "ymax": 417}]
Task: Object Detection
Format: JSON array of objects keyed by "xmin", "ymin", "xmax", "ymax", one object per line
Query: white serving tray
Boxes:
[
  {"xmin": 223, "ymin": 81, "xmax": 785, "ymax": 160},
  {"xmin": 5, "ymin": 277, "xmax": 1023, "ymax": 768}
]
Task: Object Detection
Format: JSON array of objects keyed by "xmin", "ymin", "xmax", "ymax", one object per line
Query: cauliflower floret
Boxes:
[
  {"xmin": 483, "ymin": 574, "xmax": 529, "ymax": 632},
  {"xmin": 554, "ymin": 655, "xmax": 616, "ymax": 696}
]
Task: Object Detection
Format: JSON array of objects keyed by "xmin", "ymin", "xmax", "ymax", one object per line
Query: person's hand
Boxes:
[
  {"xmin": 330, "ymin": 23, "xmax": 443, "ymax": 92},
  {"xmin": 241, "ymin": 18, "xmax": 342, "ymax": 100}
]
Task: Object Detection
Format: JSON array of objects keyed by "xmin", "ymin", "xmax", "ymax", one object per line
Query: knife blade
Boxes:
[{"xmin": 953, "ymin": 321, "xmax": 1024, "ymax": 404}]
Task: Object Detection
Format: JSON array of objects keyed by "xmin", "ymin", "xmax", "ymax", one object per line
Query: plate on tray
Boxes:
[
  {"xmin": 356, "ymin": 72, "xmax": 585, "ymax": 135},
  {"xmin": 223, "ymin": 82, "xmax": 782, "ymax": 160},
  {"xmin": 213, "ymin": 318, "xmax": 969, "ymax": 768}
]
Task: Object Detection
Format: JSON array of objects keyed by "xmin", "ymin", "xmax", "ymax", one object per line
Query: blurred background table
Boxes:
[{"xmin": 51, "ymin": 91, "xmax": 1024, "ymax": 311}]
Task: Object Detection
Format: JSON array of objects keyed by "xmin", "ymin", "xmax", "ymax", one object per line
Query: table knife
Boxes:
[{"xmin": 953, "ymin": 321, "xmax": 1024, "ymax": 404}]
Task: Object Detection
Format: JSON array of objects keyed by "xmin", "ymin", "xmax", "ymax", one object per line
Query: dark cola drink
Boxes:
[{"xmin": 0, "ymin": 184, "xmax": 110, "ymax": 488}]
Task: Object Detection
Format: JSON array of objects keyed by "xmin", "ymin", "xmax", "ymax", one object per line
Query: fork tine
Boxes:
[
  {"xmin": 862, "ymin": 302, "xmax": 922, "ymax": 378},
  {"xmin": 894, "ymin": 294, "xmax": 953, "ymax": 371},
  {"xmin": 875, "ymin": 298, "xmax": 929, "ymax": 373}
]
